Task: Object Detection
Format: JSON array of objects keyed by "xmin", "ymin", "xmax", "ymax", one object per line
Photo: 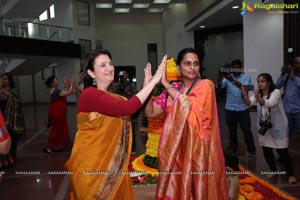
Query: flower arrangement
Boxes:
[
  {"xmin": 238, "ymin": 165, "xmax": 296, "ymax": 200},
  {"xmin": 166, "ymin": 58, "xmax": 182, "ymax": 82}
]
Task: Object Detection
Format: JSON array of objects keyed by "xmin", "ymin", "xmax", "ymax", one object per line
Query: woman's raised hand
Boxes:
[
  {"xmin": 152, "ymin": 55, "xmax": 167, "ymax": 84},
  {"xmin": 143, "ymin": 62, "xmax": 152, "ymax": 87}
]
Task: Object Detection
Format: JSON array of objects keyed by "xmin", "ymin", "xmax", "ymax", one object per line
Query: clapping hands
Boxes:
[{"xmin": 143, "ymin": 55, "xmax": 167, "ymax": 86}]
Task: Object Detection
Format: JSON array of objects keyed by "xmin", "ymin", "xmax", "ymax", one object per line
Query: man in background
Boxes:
[{"xmin": 277, "ymin": 55, "xmax": 300, "ymax": 137}]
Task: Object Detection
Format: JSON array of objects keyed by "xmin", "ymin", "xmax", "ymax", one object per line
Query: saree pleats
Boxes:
[
  {"xmin": 65, "ymin": 111, "xmax": 134, "ymax": 200},
  {"xmin": 157, "ymin": 79, "xmax": 228, "ymax": 200}
]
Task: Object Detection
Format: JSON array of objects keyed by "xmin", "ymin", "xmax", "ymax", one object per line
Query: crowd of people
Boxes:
[{"xmin": 0, "ymin": 48, "xmax": 299, "ymax": 199}]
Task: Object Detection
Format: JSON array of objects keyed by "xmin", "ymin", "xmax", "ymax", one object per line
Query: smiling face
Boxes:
[
  {"xmin": 178, "ymin": 52, "xmax": 200, "ymax": 81},
  {"xmin": 87, "ymin": 54, "xmax": 114, "ymax": 88}
]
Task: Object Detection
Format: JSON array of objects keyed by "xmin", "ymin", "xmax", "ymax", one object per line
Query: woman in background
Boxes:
[
  {"xmin": 44, "ymin": 76, "xmax": 74, "ymax": 153},
  {"xmin": 0, "ymin": 72, "xmax": 25, "ymax": 167},
  {"xmin": 0, "ymin": 110, "xmax": 11, "ymax": 182},
  {"xmin": 242, "ymin": 73, "xmax": 297, "ymax": 184}
]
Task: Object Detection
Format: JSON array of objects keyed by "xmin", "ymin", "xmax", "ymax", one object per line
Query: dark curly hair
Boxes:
[
  {"xmin": 0, "ymin": 72, "xmax": 15, "ymax": 88},
  {"xmin": 45, "ymin": 76, "xmax": 56, "ymax": 88}
]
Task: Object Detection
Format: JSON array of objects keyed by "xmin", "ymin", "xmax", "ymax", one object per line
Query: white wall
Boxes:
[
  {"xmin": 243, "ymin": 9, "xmax": 283, "ymax": 87},
  {"xmin": 95, "ymin": 14, "xmax": 164, "ymax": 89},
  {"xmin": 203, "ymin": 31, "xmax": 243, "ymax": 82},
  {"xmin": 163, "ymin": 4, "xmax": 194, "ymax": 59},
  {"xmin": 72, "ymin": 0, "xmax": 96, "ymax": 49},
  {"xmin": 18, "ymin": 75, "xmax": 33, "ymax": 103}
]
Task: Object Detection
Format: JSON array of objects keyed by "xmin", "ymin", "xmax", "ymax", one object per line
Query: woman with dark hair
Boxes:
[
  {"xmin": 242, "ymin": 73, "xmax": 297, "ymax": 184},
  {"xmin": 0, "ymin": 72, "xmax": 25, "ymax": 168},
  {"xmin": 145, "ymin": 47, "xmax": 228, "ymax": 199},
  {"xmin": 65, "ymin": 49, "xmax": 166, "ymax": 200},
  {"xmin": 44, "ymin": 75, "xmax": 74, "ymax": 153}
]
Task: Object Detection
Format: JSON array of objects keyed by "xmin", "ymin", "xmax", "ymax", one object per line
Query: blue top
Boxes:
[
  {"xmin": 221, "ymin": 74, "xmax": 251, "ymax": 111},
  {"xmin": 276, "ymin": 74, "xmax": 300, "ymax": 113}
]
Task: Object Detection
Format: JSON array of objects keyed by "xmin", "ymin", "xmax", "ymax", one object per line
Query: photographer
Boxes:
[
  {"xmin": 276, "ymin": 56, "xmax": 300, "ymax": 137},
  {"xmin": 220, "ymin": 59, "xmax": 256, "ymax": 157},
  {"xmin": 242, "ymin": 73, "xmax": 296, "ymax": 184}
]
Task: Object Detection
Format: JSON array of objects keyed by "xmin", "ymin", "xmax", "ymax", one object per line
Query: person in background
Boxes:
[
  {"xmin": 0, "ymin": 110, "xmax": 11, "ymax": 182},
  {"xmin": 220, "ymin": 59, "xmax": 256, "ymax": 157},
  {"xmin": 0, "ymin": 110, "xmax": 10, "ymax": 155},
  {"xmin": 276, "ymin": 55, "xmax": 300, "ymax": 137},
  {"xmin": 118, "ymin": 70, "xmax": 138, "ymax": 152},
  {"xmin": 242, "ymin": 73, "xmax": 297, "ymax": 184},
  {"xmin": 76, "ymin": 70, "xmax": 84, "ymax": 96},
  {"xmin": 65, "ymin": 49, "xmax": 166, "ymax": 200},
  {"xmin": 0, "ymin": 72, "xmax": 25, "ymax": 167},
  {"xmin": 145, "ymin": 47, "xmax": 228, "ymax": 199},
  {"xmin": 44, "ymin": 76, "xmax": 74, "ymax": 153}
]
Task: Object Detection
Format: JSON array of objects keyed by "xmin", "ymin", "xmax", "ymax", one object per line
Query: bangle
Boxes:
[{"xmin": 166, "ymin": 84, "xmax": 173, "ymax": 90}]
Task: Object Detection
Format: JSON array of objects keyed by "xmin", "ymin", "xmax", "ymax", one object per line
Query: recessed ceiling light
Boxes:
[
  {"xmin": 148, "ymin": 8, "xmax": 164, "ymax": 12},
  {"xmin": 153, "ymin": 0, "xmax": 170, "ymax": 4},
  {"xmin": 114, "ymin": 8, "xmax": 130, "ymax": 13},
  {"xmin": 133, "ymin": 3, "xmax": 149, "ymax": 9},
  {"xmin": 115, "ymin": 0, "xmax": 132, "ymax": 3},
  {"xmin": 200, "ymin": 25, "xmax": 205, "ymax": 28},
  {"xmin": 232, "ymin": 5, "xmax": 239, "ymax": 9},
  {"xmin": 96, "ymin": 3, "xmax": 112, "ymax": 8}
]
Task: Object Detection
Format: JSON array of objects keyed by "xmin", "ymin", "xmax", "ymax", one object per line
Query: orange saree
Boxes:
[
  {"xmin": 65, "ymin": 109, "xmax": 134, "ymax": 199},
  {"xmin": 156, "ymin": 79, "xmax": 228, "ymax": 200}
]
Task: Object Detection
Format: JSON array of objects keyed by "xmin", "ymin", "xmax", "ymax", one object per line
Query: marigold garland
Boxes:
[
  {"xmin": 166, "ymin": 58, "xmax": 182, "ymax": 82},
  {"xmin": 238, "ymin": 165, "xmax": 296, "ymax": 200},
  {"xmin": 132, "ymin": 154, "xmax": 158, "ymax": 176}
]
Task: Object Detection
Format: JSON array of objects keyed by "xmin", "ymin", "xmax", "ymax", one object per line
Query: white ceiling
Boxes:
[{"xmin": 95, "ymin": 0, "xmax": 189, "ymax": 14}]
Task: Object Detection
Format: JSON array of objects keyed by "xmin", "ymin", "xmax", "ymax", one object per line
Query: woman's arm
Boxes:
[
  {"xmin": 135, "ymin": 55, "xmax": 167, "ymax": 103},
  {"xmin": 264, "ymin": 89, "xmax": 281, "ymax": 108},
  {"xmin": 60, "ymin": 78, "xmax": 74, "ymax": 96},
  {"xmin": 79, "ymin": 55, "xmax": 167, "ymax": 117},
  {"xmin": 144, "ymin": 59, "xmax": 179, "ymax": 118},
  {"xmin": 241, "ymin": 86, "xmax": 253, "ymax": 106}
]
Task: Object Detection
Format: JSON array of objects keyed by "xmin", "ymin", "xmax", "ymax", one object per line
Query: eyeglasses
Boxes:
[{"xmin": 183, "ymin": 61, "xmax": 200, "ymax": 67}]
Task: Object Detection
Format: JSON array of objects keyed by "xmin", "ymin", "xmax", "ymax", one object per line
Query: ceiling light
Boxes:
[
  {"xmin": 148, "ymin": 8, "xmax": 164, "ymax": 12},
  {"xmin": 200, "ymin": 25, "xmax": 205, "ymax": 28},
  {"xmin": 133, "ymin": 4, "xmax": 149, "ymax": 9},
  {"xmin": 232, "ymin": 5, "xmax": 239, "ymax": 9},
  {"xmin": 115, "ymin": 0, "xmax": 132, "ymax": 3},
  {"xmin": 153, "ymin": 0, "xmax": 170, "ymax": 4},
  {"xmin": 96, "ymin": 3, "xmax": 112, "ymax": 8},
  {"xmin": 114, "ymin": 8, "xmax": 130, "ymax": 13}
]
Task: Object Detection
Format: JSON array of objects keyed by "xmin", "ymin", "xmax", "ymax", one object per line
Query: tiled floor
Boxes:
[{"xmin": 0, "ymin": 102, "xmax": 299, "ymax": 200}]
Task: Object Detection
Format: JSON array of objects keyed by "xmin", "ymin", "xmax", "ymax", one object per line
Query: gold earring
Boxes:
[{"xmin": 177, "ymin": 69, "xmax": 181, "ymax": 76}]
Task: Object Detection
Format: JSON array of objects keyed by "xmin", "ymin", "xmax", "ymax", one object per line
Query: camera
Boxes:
[
  {"xmin": 282, "ymin": 65, "xmax": 298, "ymax": 75},
  {"xmin": 258, "ymin": 120, "xmax": 272, "ymax": 135}
]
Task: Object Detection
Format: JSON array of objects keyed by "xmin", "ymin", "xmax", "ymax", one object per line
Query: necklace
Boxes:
[{"xmin": 178, "ymin": 77, "xmax": 199, "ymax": 95}]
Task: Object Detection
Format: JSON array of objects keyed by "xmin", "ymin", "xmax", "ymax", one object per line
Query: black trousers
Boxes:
[
  {"xmin": 225, "ymin": 109, "xmax": 256, "ymax": 154},
  {"xmin": 262, "ymin": 146, "xmax": 294, "ymax": 176}
]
